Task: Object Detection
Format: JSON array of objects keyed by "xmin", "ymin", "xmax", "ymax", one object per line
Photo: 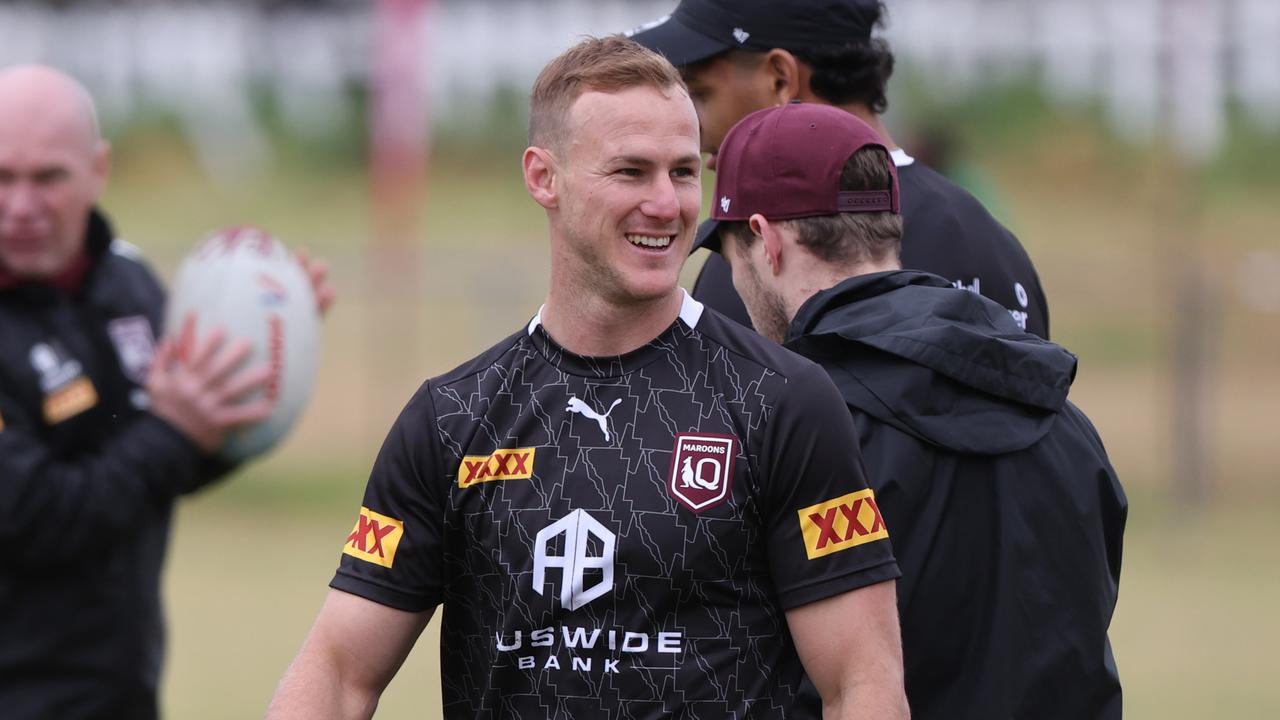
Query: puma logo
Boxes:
[{"xmin": 566, "ymin": 396, "xmax": 622, "ymax": 442}]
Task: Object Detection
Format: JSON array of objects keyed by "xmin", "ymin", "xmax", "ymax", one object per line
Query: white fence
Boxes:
[{"xmin": 1, "ymin": 0, "xmax": 1276, "ymax": 168}]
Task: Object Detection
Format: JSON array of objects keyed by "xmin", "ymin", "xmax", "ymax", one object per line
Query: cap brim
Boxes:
[
  {"xmin": 693, "ymin": 218, "xmax": 723, "ymax": 254},
  {"xmin": 628, "ymin": 15, "xmax": 731, "ymax": 67}
]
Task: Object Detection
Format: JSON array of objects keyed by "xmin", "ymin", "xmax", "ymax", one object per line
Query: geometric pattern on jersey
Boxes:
[{"xmin": 332, "ymin": 291, "xmax": 898, "ymax": 719}]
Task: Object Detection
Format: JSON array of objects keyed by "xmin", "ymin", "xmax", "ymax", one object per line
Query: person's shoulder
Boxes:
[
  {"xmin": 428, "ymin": 325, "xmax": 531, "ymax": 389},
  {"xmin": 388, "ymin": 327, "xmax": 530, "ymax": 436},
  {"xmin": 694, "ymin": 307, "xmax": 829, "ymax": 383},
  {"xmin": 896, "ymin": 158, "xmax": 1013, "ymax": 235},
  {"xmin": 86, "ymin": 236, "xmax": 166, "ymax": 310}
]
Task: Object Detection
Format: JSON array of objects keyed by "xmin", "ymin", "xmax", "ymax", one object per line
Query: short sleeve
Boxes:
[
  {"xmin": 759, "ymin": 363, "xmax": 901, "ymax": 609},
  {"xmin": 330, "ymin": 382, "xmax": 448, "ymax": 612}
]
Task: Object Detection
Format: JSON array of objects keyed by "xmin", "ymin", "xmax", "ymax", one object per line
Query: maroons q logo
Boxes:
[{"xmin": 667, "ymin": 434, "xmax": 736, "ymax": 513}]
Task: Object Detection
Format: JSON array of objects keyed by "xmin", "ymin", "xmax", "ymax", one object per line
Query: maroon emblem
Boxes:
[
  {"xmin": 106, "ymin": 316, "xmax": 155, "ymax": 384},
  {"xmin": 668, "ymin": 434, "xmax": 737, "ymax": 513}
]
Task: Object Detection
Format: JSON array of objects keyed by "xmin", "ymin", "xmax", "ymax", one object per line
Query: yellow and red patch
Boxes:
[
  {"xmin": 797, "ymin": 489, "xmax": 889, "ymax": 560},
  {"xmin": 343, "ymin": 507, "xmax": 405, "ymax": 568},
  {"xmin": 42, "ymin": 377, "xmax": 98, "ymax": 425},
  {"xmin": 457, "ymin": 447, "xmax": 537, "ymax": 488}
]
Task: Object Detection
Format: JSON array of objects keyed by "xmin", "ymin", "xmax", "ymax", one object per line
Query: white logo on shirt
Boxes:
[
  {"xmin": 566, "ymin": 396, "xmax": 622, "ymax": 442},
  {"xmin": 29, "ymin": 342, "xmax": 83, "ymax": 393},
  {"xmin": 533, "ymin": 510, "xmax": 615, "ymax": 611}
]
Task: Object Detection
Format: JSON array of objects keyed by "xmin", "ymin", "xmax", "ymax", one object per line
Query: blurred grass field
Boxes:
[{"xmin": 93, "ymin": 98, "xmax": 1280, "ymax": 717}]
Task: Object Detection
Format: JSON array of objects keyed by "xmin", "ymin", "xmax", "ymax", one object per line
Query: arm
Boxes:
[
  {"xmin": 786, "ymin": 580, "xmax": 909, "ymax": 720},
  {"xmin": 268, "ymin": 589, "xmax": 434, "ymax": 720},
  {"xmin": 0, "ymin": 391, "xmax": 213, "ymax": 567},
  {"xmin": 0, "ymin": 322, "xmax": 271, "ymax": 568}
]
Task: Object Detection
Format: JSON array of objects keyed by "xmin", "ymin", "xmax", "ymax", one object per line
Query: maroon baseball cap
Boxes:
[{"xmin": 696, "ymin": 102, "xmax": 899, "ymax": 253}]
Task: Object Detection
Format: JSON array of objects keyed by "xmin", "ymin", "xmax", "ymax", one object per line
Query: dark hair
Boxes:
[
  {"xmin": 724, "ymin": 145, "xmax": 902, "ymax": 267},
  {"xmin": 792, "ymin": 35, "xmax": 895, "ymax": 113},
  {"xmin": 529, "ymin": 35, "xmax": 684, "ymax": 148}
]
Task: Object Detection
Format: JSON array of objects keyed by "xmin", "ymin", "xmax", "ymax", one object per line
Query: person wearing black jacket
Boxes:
[
  {"xmin": 627, "ymin": 0, "xmax": 1051, "ymax": 339},
  {"xmin": 701, "ymin": 102, "xmax": 1126, "ymax": 718},
  {"xmin": 0, "ymin": 65, "xmax": 331, "ymax": 719}
]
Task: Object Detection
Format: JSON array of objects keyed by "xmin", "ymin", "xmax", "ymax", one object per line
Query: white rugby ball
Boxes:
[{"xmin": 166, "ymin": 226, "xmax": 320, "ymax": 462}]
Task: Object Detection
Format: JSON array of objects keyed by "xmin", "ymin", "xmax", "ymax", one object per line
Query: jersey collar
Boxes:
[
  {"xmin": 526, "ymin": 289, "xmax": 705, "ymax": 379},
  {"xmin": 527, "ymin": 288, "xmax": 704, "ymax": 336}
]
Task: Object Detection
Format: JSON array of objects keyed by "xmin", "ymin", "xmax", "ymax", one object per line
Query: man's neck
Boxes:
[
  {"xmin": 784, "ymin": 258, "xmax": 902, "ymax": 322},
  {"xmin": 835, "ymin": 102, "xmax": 897, "ymax": 150},
  {"xmin": 540, "ymin": 284, "xmax": 684, "ymax": 358}
]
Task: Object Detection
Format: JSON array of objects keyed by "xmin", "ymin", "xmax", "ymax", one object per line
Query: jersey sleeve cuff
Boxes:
[
  {"xmin": 775, "ymin": 559, "xmax": 902, "ymax": 610},
  {"xmin": 330, "ymin": 570, "xmax": 441, "ymax": 613}
]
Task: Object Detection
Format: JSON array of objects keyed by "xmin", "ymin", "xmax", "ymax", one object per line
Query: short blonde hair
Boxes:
[{"xmin": 528, "ymin": 35, "xmax": 684, "ymax": 149}]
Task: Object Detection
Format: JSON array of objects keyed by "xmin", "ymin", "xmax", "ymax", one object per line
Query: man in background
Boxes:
[
  {"xmin": 627, "ymin": 0, "xmax": 1050, "ymax": 338},
  {"xmin": 269, "ymin": 36, "xmax": 906, "ymax": 719},
  {"xmin": 0, "ymin": 64, "xmax": 333, "ymax": 719},
  {"xmin": 703, "ymin": 101, "xmax": 1126, "ymax": 718}
]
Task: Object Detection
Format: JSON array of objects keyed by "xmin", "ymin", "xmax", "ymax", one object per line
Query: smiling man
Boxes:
[{"xmin": 269, "ymin": 36, "xmax": 907, "ymax": 720}]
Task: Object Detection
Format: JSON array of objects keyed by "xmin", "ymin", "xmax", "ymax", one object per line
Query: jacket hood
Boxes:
[{"xmin": 785, "ymin": 270, "xmax": 1078, "ymax": 455}]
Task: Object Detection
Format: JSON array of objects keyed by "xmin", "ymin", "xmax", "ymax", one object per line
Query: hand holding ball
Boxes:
[{"xmin": 165, "ymin": 227, "xmax": 321, "ymax": 462}]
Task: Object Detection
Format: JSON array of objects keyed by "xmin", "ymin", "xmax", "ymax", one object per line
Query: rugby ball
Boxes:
[{"xmin": 166, "ymin": 226, "xmax": 320, "ymax": 462}]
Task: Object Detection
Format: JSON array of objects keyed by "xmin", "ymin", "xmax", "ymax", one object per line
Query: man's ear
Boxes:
[
  {"xmin": 749, "ymin": 213, "xmax": 784, "ymax": 276},
  {"xmin": 759, "ymin": 48, "xmax": 804, "ymax": 105},
  {"xmin": 523, "ymin": 146, "xmax": 559, "ymax": 209},
  {"xmin": 89, "ymin": 140, "xmax": 111, "ymax": 201}
]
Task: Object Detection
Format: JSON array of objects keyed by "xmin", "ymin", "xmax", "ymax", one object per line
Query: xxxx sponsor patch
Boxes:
[
  {"xmin": 797, "ymin": 489, "xmax": 889, "ymax": 560},
  {"xmin": 42, "ymin": 377, "xmax": 98, "ymax": 425},
  {"xmin": 458, "ymin": 447, "xmax": 536, "ymax": 488},
  {"xmin": 343, "ymin": 507, "xmax": 405, "ymax": 568}
]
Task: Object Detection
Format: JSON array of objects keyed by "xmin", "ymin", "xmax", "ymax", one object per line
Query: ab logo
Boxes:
[
  {"xmin": 343, "ymin": 507, "xmax": 405, "ymax": 568},
  {"xmin": 533, "ymin": 510, "xmax": 615, "ymax": 611}
]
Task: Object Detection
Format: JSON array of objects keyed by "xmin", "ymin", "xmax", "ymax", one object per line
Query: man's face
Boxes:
[
  {"xmin": 551, "ymin": 85, "xmax": 702, "ymax": 305},
  {"xmin": 720, "ymin": 230, "xmax": 792, "ymax": 344},
  {"xmin": 0, "ymin": 107, "xmax": 105, "ymax": 280},
  {"xmin": 681, "ymin": 54, "xmax": 776, "ymax": 170}
]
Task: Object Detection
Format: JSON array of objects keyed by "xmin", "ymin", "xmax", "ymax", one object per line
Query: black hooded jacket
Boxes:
[
  {"xmin": 785, "ymin": 270, "xmax": 1126, "ymax": 720},
  {"xmin": 0, "ymin": 211, "xmax": 229, "ymax": 720}
]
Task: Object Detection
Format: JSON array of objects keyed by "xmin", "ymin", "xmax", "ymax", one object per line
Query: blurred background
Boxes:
[{"xmin": 3, "ymin": 0, "xmax": 1278, "ymax": 716}]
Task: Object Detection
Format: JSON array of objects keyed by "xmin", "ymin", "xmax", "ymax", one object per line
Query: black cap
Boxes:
[{"xmin": 626, "ymin": 0, "xmax": 880, "ymax": 67}]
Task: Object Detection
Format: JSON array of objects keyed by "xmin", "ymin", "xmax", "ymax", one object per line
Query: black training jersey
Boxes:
[
  {"xmin": 332, "ymin": 292, "xmax": 899, "ymax": 719},
  {"xmin": 691, "ymin": 151, "xmax": 1050, "ymax": 340}
]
